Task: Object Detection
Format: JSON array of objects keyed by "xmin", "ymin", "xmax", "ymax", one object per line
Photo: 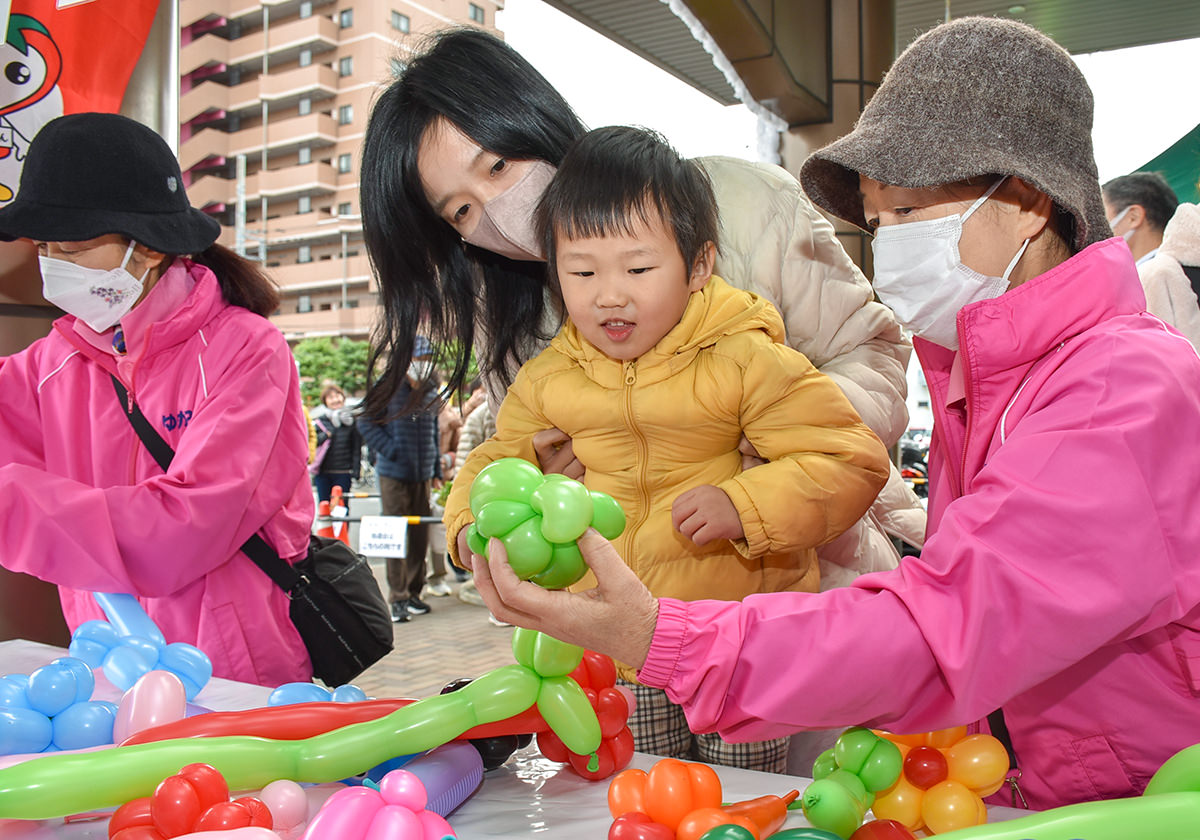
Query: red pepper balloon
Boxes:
[{"xmin": 609, "ymin": 811, "xmax": 675, "ymax": 840}]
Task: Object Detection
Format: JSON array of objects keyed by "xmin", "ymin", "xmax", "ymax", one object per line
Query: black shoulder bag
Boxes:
[{"xmin": 111, "ymin": 376, "xmax": 393, "ymax": 686}]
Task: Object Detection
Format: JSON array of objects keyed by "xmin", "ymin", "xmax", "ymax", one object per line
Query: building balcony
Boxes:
[
  {"xmin": 190, "ymin": 159, "xmax": 337, "ymax": 209},
  {"xmin": 181, "ymin": 0, "xmax": 336, "ymax": 32},
  {"xmin": 271, "ymin": 305, "xmax": 378, "ymax": 342},
  {"xmin": 181, "ymin": 13, "xmax": 338, "ymax": 79},
  {"xmin": 180, "ymin": 75, "xmax": 259, "ymax": 128},
  {"xmin": 181, "ymin": 112, "xmax": 338, "ymax": 173},
  {"xmin": 261, "ymin": 63, "xmax": 338, "ymax": 107},
  {"xmin": 269, "ymin": 254, "xmax": 372, "ymax": 290}
]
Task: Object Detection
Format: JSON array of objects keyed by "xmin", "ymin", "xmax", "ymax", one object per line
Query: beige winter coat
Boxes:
[{"xmin": 1138, "ymin": 203, "xmax": 1200, "ymax": 352}]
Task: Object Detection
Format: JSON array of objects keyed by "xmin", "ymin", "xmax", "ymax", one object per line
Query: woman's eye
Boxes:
[
  {"xmin": 490, "ymin": 158, "xmax": 507, "ymax": 176},
  {"xmin": 453, "ymin": 204, "xmax": 470, "ymax": 222},
  {"xmin": 894, "ymin": 207, "xmax": 914, "ymax": 217}
]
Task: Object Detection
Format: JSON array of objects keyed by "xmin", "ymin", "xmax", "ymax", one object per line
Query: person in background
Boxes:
[
  {"xmin": 1135, "ymin": 200, "xmax": 1200, "ymax": 350},
  {"xmin": 357, "ymin": 336, "xmax": 443, "ymax": 622},
  {"xmin": 358, "ymin": 27, "xmax": 924, "ymax": 598},
  {"xmin": 0, "ymin": 113, "xmax": 313, "ymax": 686},
  {"xmin": 467, "ymin": 17, "xmax": 1200, "ymax": 810},
  {"xmin": 309, "ymin": 384, "xmax": 363, "ymax": 504},
  {"xmin": 302, "ymin": 403, "xmax": 317, "ymax": 465},
  {"xmin": 1102, "ymin": 171, "xmax": 1179, "ymax": 266},
  {"xmin": 445, "ymin": 126, "xmax": 890, "ymax": 772}
]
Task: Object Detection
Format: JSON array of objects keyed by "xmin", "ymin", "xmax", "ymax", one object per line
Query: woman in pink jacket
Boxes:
[
  {"xmin": 469, "ymin": 17, "xmax": 1200, "ymax": 810},
  {"xmin": 0, "ymin": 113, "xmax": 313, "ymax": 686}
]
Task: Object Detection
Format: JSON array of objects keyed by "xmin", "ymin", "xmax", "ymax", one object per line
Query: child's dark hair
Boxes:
[{"xmin": 535, "ymin": 126, "xmax": 718, "ymax": 279}]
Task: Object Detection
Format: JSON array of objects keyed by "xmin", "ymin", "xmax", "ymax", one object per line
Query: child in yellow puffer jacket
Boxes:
[{"xmin": 443, "ymin": 126, "xmax": 890, "ymax": 772}]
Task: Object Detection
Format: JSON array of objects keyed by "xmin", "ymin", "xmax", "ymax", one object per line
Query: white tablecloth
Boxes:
[{"xmin": 0, "ymin": 640, "xmax": 1028, "ymax": 838}]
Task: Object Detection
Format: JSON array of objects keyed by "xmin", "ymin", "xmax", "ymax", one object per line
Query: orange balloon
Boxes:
[
  {"xmin": 970, "ymin": 777, "xmax": 1006, "ymax": 798},
  {"xmin": 920, "ymin": 780, "xmax": 985, "ymax": 834},
  {"xmin": 607, "ymin": 767, "xmax": 648, "ymax": 818},
  {"xmin": 870, "ymin": 774, "xmax": 924, "ymax": 832},
  {"xmin": 676, "ymin": 807, "xmax": 760, "ymax": 840},
  {"xmin": 945, "ymin": 734, "xmax": 1010, "ymax": 793},
  {"xmin": 643, "ymin": 759, "xmax": 722, "ymax": 830},
  {"xmin": 878, "ymin": 731, "xmax": 928, "ymax": 748},
  {"xmin": 925, "ymin": 727, "xmax": 969, "ymax": 749}
]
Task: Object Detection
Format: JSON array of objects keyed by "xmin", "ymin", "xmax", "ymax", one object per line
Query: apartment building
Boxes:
[{"xmin": 178, "ymin": 0, "xmax": 504, "ymax": 343}]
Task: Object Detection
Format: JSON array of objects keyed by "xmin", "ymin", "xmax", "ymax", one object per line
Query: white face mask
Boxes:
[
  {"xmin": 408, "ymin": 359, "xmax": 435, "ymax": 382},
  {"xmin": 1108, "ymin": 205, "xmax": 1134, "ymax": 243},
  {"xmin": 40, "ymin": 241, "xmax": 146, "ymax": 333},
  {"xmin": 871, "ymin": 178, "xmax": 1031, "ymax": 350},
  {"xmin": 460, "ymin": 160, "xmax": 556, "ymax": 262}
]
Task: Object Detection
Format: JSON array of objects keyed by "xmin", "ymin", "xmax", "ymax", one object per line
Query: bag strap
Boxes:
[{"xmin": 110, "ymin": 374, "xmax": 304, "ymax": 593}]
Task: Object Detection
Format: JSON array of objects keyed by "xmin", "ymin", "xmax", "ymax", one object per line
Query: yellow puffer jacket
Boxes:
[{"xmin": 446, "ymin": 278, "xmax": 890, "ymax": 673}]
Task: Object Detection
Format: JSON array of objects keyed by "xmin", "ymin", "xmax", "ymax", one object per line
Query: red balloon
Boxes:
[
  {"xmin": 177, "ymin": 763, "xmax": 229, "ymax": 811},
  {"xmin": 571, "ymin": 650, "xmax": 619, "ymax": 691},
  {"xmin": 195, "ymin": 801, "xmax": 251, "ymax": 832},
  {"xmin": 108, "ymin": 797, "xmax": 153, "ymax": 837},
  {"xmin": 111, "ymin": 828, "xmax": 167, "ymax": 840},
  {"xmin": 609, "ymin": 812, "xmax": 675, "ymax": 840},
  {"xmin": 235, "ymin": 796, "xmax": 274, "ymax": 829},
  {"xmin": 849, "ymin": 818, "xmax": 920, "ymax": 840},
  {"xmin": 596, "ymin": 686, "xmax": 631, "ymax": 738},
  {"xmin": 903, "ymin": 746, "xmax": 949, "ymax": 790},
  {"xmin": 569, "ymin": 726, "xmax": 635, "ymax": 780},
  {"xmin": 151, "ymin": 775, "xmax": 202, "ymax": 838},
  {"xmin": 537, "ymin": 728, "xmax": 571, "ymax": 763}
]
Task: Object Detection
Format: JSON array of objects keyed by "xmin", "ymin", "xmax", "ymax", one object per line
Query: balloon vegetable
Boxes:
[
  {"xmin": 869, "ymin": 728, "xmax": 1008, "ymax": 834},
  {"xmin": 537, "ymin": 647, "xmax": 635, "ymax": 780},
  {"xmin": 466, "ymin": 458, "xmax": 626, "ymax": 588},
  {"xmin": 803, "ymin": 727, "xmax": 903, "ymax": 838},
  {"xmin": 0, "ymin": 657, "xmax": 118, "ymax": 755},
  {"xmin": 106, "ymin": 762, "xmax": 272, "ymax": 839},
  {"xmin": 298, "ymin": 768, "xmax": 454, "ymax": 840}
]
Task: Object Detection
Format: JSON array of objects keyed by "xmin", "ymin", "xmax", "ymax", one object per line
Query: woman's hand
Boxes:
[
  {"xmin": 532, "ymin": 427, "xmax": 585, "ymax": 480},
  {"xmin": 672, "ymin": 485, "xmax": 743, "ymax": 546},
  {"xmin": 738, "ymin": 434, "xmax": 767, "ymax": 470},
  {"xmin": 470, "ymin": 529, "xmax": 659, "ymax": 670}
]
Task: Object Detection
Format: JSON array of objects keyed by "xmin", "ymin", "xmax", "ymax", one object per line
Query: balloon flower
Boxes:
[
  {"xmin": 0, "ymin": 657, "xmax": 118, "ymax": 755},
  {"xmin": 465, "ymin": 458, "xmax": 625, "ymax": 589},
  {"xmin": 107, "ymin": 762, "xmax": 273, "ymax": 839},
  {"xmin": 804, "ymin": 727, "xmax": 904, "ymax": 838},
  {"xmin": 866, "ymin": 727, "xmax": 1008, "ymax": 835},
  {"xmin": 299, "ymin": 768, "xmax": 454, "ymax": 839},
  {"xmin": 268, "ymin": 682, "xmax": 369, "ymax": 706},
  {"xmin": 69, "ymin": 593, "xmax": 212, "ymax": 700}
]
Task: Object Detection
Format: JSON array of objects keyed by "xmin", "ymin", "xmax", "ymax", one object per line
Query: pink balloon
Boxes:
[
  {"xmin": 363, "ymin": 805, "xmax": 422, "ymax": 840},
  {"xmin": 613, "ymin": 685, "xmax": 637, "ymax": 718},
  {"xmin": 417, "ymin": 809, "xmax": 455, "ymax": 839},
  {"xmin": 300, "ymin": 786, "xmax": 380, "ymax": 840},
  {"xmin": 113, "ymin": 670, "xmax": 187, "ymax": 744},
  {"xmin": 260, "ymin": 780, "xmax": 309, "ymax": 832},
  {"xmin": 379, "ymin": 770, "xmax": 427, "ymax": 811},
  {"xmin": 174, "ymin": 829, "xmax": 282, "ymax": 840}
]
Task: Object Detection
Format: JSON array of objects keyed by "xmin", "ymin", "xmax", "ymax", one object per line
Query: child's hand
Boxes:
[
  {"xmin": 533, "ymin": 427, "xmax": 585, "ymax": 480},
  {"xmin": 672, "ymin": 485, "xmax": 744, "ymax": 546}
]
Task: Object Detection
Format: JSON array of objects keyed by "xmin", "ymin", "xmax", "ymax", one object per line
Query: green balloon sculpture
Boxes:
[{"xmin": 467, "ymin": 458, "xmax": 626, "ymax": 589}]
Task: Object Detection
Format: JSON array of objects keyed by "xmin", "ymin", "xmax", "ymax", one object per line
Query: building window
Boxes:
[
  {"xmin": 338, "ymin": 56, "xmax": 353, "ymax": 77},
  {"xmin": 338, "ymin": 201, "xmax": 352, "ymax": 216},
  {"xmin": 299, "ymin": 49, "xmax": 312, "ymax": 67},
  {"xmin": 298, "ymin": 195, "xmax": 312, "ymax": 214},
  {"xmin": 298, "ymin": 245, "xmax": 313, "ymax": 264},
  {"xmin": 298, "ymin": 97, "xmax": 312, "ymax": 116},
  {"xmin": 338, "ymin": 104, "xmax": 353, "ymax": 125},
  {"xmin": 298, "ymin": 146, "xmax": 311, "ymax": 164},
  {"xmin": 338, "ymin": 153, "xmax": 353, "ymax": 173},
  {"xmin": 298, "ymin": 294, "xmax": 313, "ymax": 313},
  {"xmin": 299, "ymin": 1, "xmax": 313, "ymax": 17},
  {"xmin": 338, "ymin": 8, "xmax": 353, "ymax": 28},
  {"xmin": 391, "ymin": 11, "xmax": 409, "ymax": 32},
  {"xmin": 468, "ymin": 3, "xmax": 484, "ymax": 24}
]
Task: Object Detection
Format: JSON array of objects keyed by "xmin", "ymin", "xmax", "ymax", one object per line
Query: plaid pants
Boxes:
[{"xmin": 620, "ymin": 680, "xmax": 790, "ymax": 773}]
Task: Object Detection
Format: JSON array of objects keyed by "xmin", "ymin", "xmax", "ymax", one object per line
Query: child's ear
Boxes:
[{"xmin": 688, "ymin": 241, "xmax": 716, "ymax": 291}]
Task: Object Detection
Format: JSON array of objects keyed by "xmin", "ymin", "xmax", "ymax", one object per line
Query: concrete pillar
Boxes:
[{"xmin": 781, "ymin": 0, "xmax": 895, "ymax": 274}]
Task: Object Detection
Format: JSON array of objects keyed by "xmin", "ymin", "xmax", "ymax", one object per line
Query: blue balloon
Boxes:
[
  {"xmin": 51, "ymin": 701, "xmax": 117, "ymax": 751},
  {"xmin": 67, "ymin": 638, "xmax": 109, "ymax": 669},
  {"xmin": 331, "ymin": 685, "xmax": 369, "ymax": 703},
  {"xmin": 0, "ymin": 678, "xmax": 29, "ymax": 710},
  {"xmin": 25, "ymin": 663, "xmax": 79, "ymax": 717},
  {"xmin": 120, "ymin": 635, "xmax": 162, "ymax": 667},
  {"xmin": 158, "ymin": 643, "xmax": 213, "ymax": 701},
  {"xmin": 101, "ymin": 644, "xmax": 156, "ymax": 691},
  {"xmin": 50, "ymin": 658, "xmax": 94, "ymax": 704},
  {"xmin": 71, "ymin": 619, "xmax": 121, "ymax": 649},
  {"xmin": 0, "ymin": 708, "xmax": 53, "ymax": 755},
  {"xmin": 364, "ymin": 752, "xmax": 420, "ymax": 783},
  {"xmin": 268, "ymin": 682, "xmax": 331, "ymax": 706},
  {"xmin": 93, "ymin": 593, "xmax": 166, "ymax": 648}
]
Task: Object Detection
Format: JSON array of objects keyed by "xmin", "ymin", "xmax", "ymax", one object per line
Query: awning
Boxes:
[{"xmin": 1136, "ymin": 124, "xmax": 1200, "ymax": 204}]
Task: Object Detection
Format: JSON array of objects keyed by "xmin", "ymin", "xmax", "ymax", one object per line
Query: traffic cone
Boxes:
[
  {"xmin": 329, "ymin": 486, "xmax": 352, "ymax": 546},
  {"xmin": 315, "ymin": 500, "xmax": 335, "ymax": 539}
]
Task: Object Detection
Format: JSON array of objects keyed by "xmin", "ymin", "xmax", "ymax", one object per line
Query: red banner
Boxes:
[{"xmin": 0, "ymin": 0, "xmax": 160, "ymax": 201}]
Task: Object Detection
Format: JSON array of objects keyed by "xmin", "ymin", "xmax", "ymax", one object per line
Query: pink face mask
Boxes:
[{"xmin": 461, "ymin": 160, "xmax": 557, "ymax": 262}]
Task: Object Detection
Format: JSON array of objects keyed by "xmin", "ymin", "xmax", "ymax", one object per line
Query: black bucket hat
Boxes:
[
  {"xmin": 0, "ymin": 112, "xmax": 220, "ymax": 254},
  {"xmin": 799, "ymin": 17, "xmax": 1111, "ymax": 252}
]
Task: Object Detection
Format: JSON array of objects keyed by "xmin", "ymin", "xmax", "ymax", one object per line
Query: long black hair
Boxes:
[
  {"xmin": 188, "ymin": 243, "xmax": 280, "ymax": 317},
  {"xmin": 359, "ymin": 27, "xmax": 587, "ymax": 420}
]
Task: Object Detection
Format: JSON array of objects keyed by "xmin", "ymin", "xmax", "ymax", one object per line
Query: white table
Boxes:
[{"xmin": 0, "ymin": 640, "xmax": 1027, "ymax": 838}]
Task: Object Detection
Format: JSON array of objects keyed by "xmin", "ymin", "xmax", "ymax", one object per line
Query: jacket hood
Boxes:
[
  {"xmin": 551, "ymin": 275, "xmax": 785, "ymax": 384},
  {"xmin": 1160, "ymin": 203, "xmax": 1200, "ymax": 267}
]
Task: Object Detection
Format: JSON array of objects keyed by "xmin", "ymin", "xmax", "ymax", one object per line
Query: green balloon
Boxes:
[
  {"xmin": 511, "ymin": 628, "xmax": 584, "ymax": 677},
  {"xmin": 589, "ymin": 490, "xmax": 626, "ymax": 539},
  {"xmin": 475, "ymin": 499, "xmax": 537, "ymax": 538},
  {"xmin": 466, "ymin": 523, "xmax": 488, "ymax": 557},
  {"xmin": 499, "ymin": 516, "xmax": 554, "ymax": 578},
  {"xmin": 858, "ymin": 737, "xmax": 903, "ymax": 792},
  {"xmin": 812, "ymin": 747, "xmax": 839, "ymax": 780},
  {"xmin": 762, "ymin": 830, "xmax": 843, "ymax": 840},
  {"xmin": 801, "ymin": 777, "xmax": 866, "ymax": 839},
  {"xmin": 469, "ymin": 457, "xmax": 545, "ymax": 515},
  {"xmin": 536, "ymin": 674, "xmax": 601, "ymax": 757},
  {"xmin": 533, "ymin": 479, "xmax": 594, "ymax": 543},
  {"xmin": 530, "ymin": 541, "xmax": 587, "ymax": 589},
  {"xmin": 833, "ymin": 726, "xmax": 879, "ymax": 775},
  {"xmin": 698, "ymin": 826, "xmax": 756, "ymax": 840}
]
